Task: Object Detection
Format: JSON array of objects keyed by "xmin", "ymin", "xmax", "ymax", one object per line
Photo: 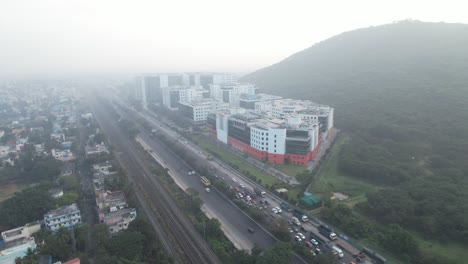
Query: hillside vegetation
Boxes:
[{"xmin": 243, "ymin": 21, "xmax": 468, "ymax": 250}]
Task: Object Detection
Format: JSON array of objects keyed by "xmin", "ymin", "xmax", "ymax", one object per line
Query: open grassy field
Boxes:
[
  {"xmin": 308, "ymin": 134, "xmax": 378, "ymax": 205},
  {"xmin": 0, "ymin": 180, "xmax": 20, "ymax": 202},
  {"xmin": 191, "ymin": 135, "xmax": 281, "ymax": 186},
  {"xmin": 271, "ymin": 163, "xmax": 308, "ymax": 177}
]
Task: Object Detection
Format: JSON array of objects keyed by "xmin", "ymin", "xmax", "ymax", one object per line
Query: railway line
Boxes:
[{"xmin": 88, "ymin": 93, "xmax": 221, "ymax": 264}]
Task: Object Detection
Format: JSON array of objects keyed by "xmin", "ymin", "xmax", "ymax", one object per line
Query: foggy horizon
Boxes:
[{"xmin": 1, "ymin": 0, "xmax": 468, "ymax": 79}]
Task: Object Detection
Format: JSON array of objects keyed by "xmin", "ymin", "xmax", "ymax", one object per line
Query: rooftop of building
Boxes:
[
  {"xmin": 102, "ymin": 208, "xmax": 136, "ymax": 223},
  {"xmin": 44, "ymin": 203, "xmax": 79, "ymax": 219}
]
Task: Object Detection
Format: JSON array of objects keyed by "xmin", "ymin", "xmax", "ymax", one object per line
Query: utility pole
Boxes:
[{"xmin": 202, "ymin": 218, "xmax": 206, "ymax": 239}]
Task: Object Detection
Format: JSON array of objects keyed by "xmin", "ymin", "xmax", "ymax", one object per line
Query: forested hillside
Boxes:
[{"xmin": 243, "ymin": 21, "xmax": 468, "ymax": 245}]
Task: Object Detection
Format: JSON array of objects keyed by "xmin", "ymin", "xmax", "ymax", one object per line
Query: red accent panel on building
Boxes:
[
  {"xmin": 224, "ymin": 137, "xmax": 321, "ymax": 167},
  {"xmin": 228, "ymin": 137, "xmax": 268, "ymax": 161},
  {"xmin": 268, "ymin": 153, "xmax": 285, "ymax": 163}
]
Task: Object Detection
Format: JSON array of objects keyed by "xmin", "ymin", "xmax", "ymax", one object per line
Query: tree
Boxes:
[{"xmin": 256, "ymin": 242, "xmax": 292, "ymax": 264}]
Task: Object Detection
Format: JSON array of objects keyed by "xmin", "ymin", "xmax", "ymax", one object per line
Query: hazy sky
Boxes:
[{"xmin": 1, "ymin": 0, "xmax": 467, "ymax": 77}]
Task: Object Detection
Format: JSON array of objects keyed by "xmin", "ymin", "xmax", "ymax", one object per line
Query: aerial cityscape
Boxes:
[{"xmin": 1, "ymin": 1, "xmax": 468, "ymax": 264}]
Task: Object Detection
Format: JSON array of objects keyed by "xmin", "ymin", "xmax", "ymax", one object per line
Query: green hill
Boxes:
[{"xmin": 243, "ymin": 20, "xmax": 468, "ymax": 254}]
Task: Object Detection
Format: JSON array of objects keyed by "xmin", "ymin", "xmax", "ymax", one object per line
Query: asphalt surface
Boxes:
[{"xmin": 138, "ymin": 133, "xmax": 276, "ymax": 250}]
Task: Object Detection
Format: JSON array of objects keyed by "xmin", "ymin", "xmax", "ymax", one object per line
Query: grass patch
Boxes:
[
  {"xmin": 286, "ymin": 186, "xmax": 304, "ymax": 201},
  {"xmin": 414, "ymin": 232, "xmax": 467, "ymax": 264},
  {"xmin": 191, "ymin": 135, "xmax": 281, "ymax": 186},
  {"xmin": 309, "ymin": 135, "xmax": 377, "ymax": 202},
  {"xmin": 272, "ymin": 163, "xmax": 308, "ymax": 177},
  {"xmin": 0, "ymin": 180, "xmax": 23, "ymax": 202}
]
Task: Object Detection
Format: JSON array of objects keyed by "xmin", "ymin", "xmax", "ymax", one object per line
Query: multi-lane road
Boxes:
[{"xmin": 108, "ymin": 93, "xmax": 365, "ymax": 264}]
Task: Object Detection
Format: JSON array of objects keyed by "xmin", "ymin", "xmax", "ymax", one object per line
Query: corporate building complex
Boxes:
[{"xmin": 132, "ymin": 72, "xmax": 334, "ymax": 166}]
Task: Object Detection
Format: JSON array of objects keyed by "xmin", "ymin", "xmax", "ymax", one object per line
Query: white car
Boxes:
[
  {"xmin": 245, "ymin": 195, "xmax": 251, "ymax": 201},
  {"xmin": 297, "ymin": 233, "xmax": 306, "ymax": 240},
  {"xmin": 274, "ymin": 207, "xmax": 282, "ymax": 213},
  {"xmin": 239, "ymin": 184, "xmax": 245, "ymax": 189},
  {"xmin": 271, "ymin": 208, "xmax": 278, "ymax": 214},
  {"xmin": 294, "ymin": 236, "xmax": 302, "ymax": 242},
  {"xmin": 205, "ymin": 188, "xmax": 210, "ymax": 193},
  {"xmin": 310, "ymin": 239, "xmax": 319, "ymax": 246}
]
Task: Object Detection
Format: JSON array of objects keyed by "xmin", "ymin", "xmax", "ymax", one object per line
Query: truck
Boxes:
[
  {"xmin": 292, "ymin": 209, "xmax": 309, "ymax": 222},
  {"xmin": 318, "ymin": 225, "xmax": 337, "ymax": 240},
  {"xmin": 254, "ymin": 187, "xmax": 266, "ymax": 197},
  {"xmin": 291, "ymin": 217, "xmax": 301, "ymax": 226}
]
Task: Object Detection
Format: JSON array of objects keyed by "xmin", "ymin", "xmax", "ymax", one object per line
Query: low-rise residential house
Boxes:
[
  {"xmin": 51, "ymin": 149, "xmax": 75, "ymax": 161},
  {"xmin": 81, "ymin": 113, "xmax": 93, "ymax": 120},
  {"xmin": 44, "ymin": 203, "xmax": 81, "ymax": 232},
  {"xmin": 0, "ymin": 237, "xmax": 37, "ymax": 264},
  {"xmin": 85, "ymin": 143, "xmax": 109, "ymax": 158},
  {"xmin": 50, "ymin": 133, "xmax": 65, "ymax": 142},
  {"xmin": 92, "ymin": 162, "xmax": 113, "ymax": 174},
  {"xmin": 95, "ymin": 190, "xmax": 137, "ymax": 233},
  {"xmin": 0, "ymin": 146, "xmax": 14, "ymax": 159},
  {"xmin": 1, "ymin": 221, "xmax": 40, "ymax": 244},
  {"xmin": 95, "ymin": 190, "xmax": 127, "ymax": 210},
  {"xmin": 61, "ymin": 141, "xmax": 73, "ymax": 150},
  {"xmin": 100, "ymin": 208, "xmax": 137, "ymax": 234}
]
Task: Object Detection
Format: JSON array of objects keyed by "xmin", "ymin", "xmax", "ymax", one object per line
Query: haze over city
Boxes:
[{"xmin": 1, "ymin": 0, "xmax": 468, "ymax": 78}]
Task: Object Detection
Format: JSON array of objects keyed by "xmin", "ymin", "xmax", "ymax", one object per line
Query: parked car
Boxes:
[
  {"xmin": 205, "ymin": 188, "xmax": 210, "ymax": 193},
  {"xmin": 248, "ymin": 228, "xmax": 255, "ymax": 233},
  {"xmin": 297, "ymin": 233, "xmax": 306, "ymax": 240},
  {"xmin": 271, "ymin": 208, "xmax": 278, "ymax": 214},
  {"xmin": 294, "ymin": 235, "xmax": 302, "ymax": 242}
]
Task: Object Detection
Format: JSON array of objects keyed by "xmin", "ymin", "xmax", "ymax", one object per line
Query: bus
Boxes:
[{"xmin": 200, "ymin": 176, "xmax": 211, "ymax": 187}]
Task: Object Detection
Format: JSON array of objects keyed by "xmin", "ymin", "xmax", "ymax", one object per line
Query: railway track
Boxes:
[{"xmin": 89, "ymin": 94, "xmax": 221, "ymax": 264}]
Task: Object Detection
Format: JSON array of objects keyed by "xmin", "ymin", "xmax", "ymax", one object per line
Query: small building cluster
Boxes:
[
  {"xmin": 91, "ymin": 161, "xmax": 137, "ymax": 233},
  {"xmin": 0, "ymin": 222, "xmax": 41, "ymax": 263}
]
